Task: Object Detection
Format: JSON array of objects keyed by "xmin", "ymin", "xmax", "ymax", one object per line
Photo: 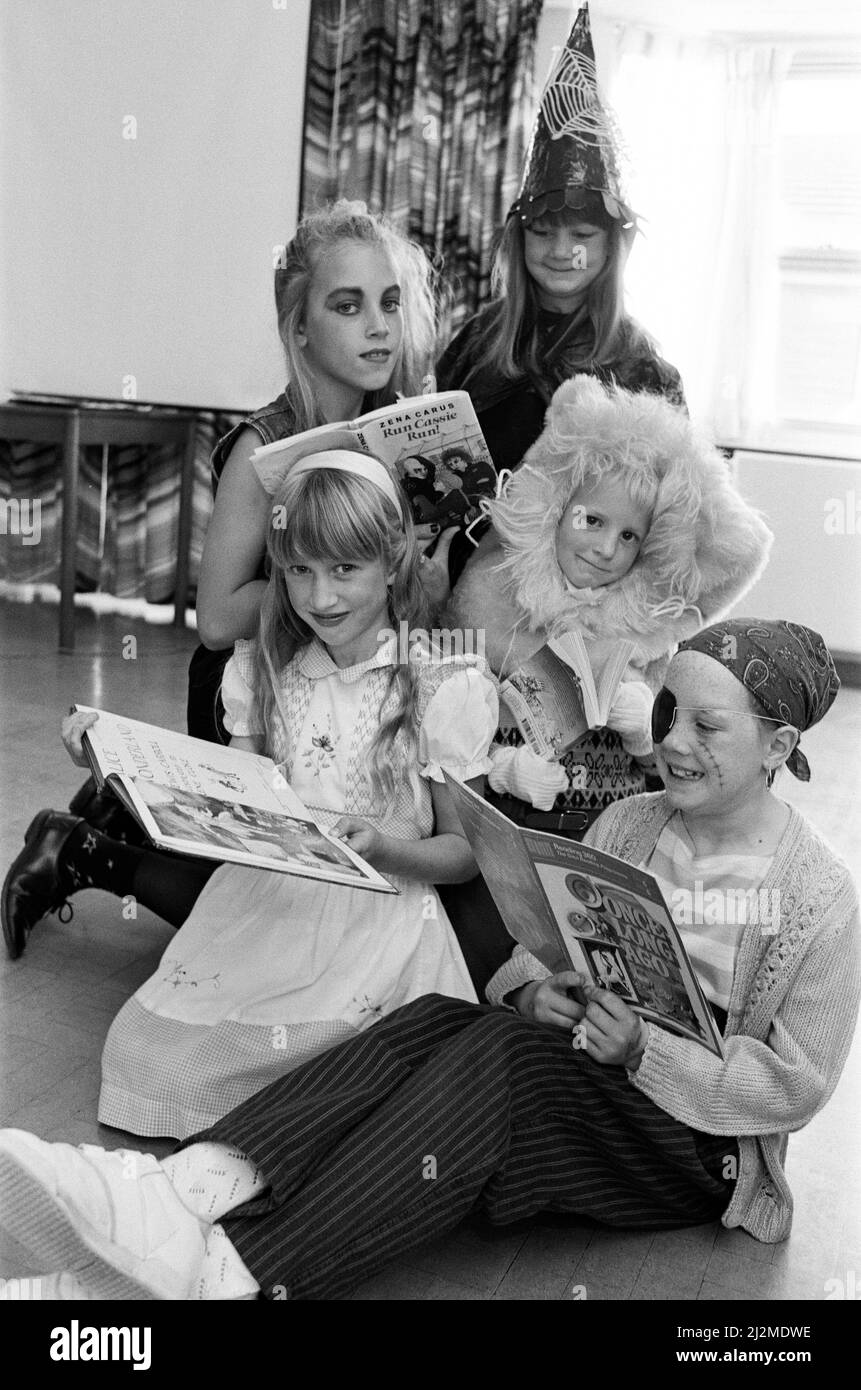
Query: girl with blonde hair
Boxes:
[
  {"xmin": 86, "ymin": 452, "xmax": 498, "ymax": 1139},
  {"xmin": 436, "ymin": 7, "xmax": 684, "ymax": 585},
  {"xmin": 3, "ymin": 201, "xmax": 443, "ymax": 959}
]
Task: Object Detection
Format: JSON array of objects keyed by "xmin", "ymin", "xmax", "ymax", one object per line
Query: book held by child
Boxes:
[
  {"xmin": 75, "ymin": 706, "xmax": 396, "ymax": 894},
  {"xmin": 499, "ymin": 633, "xmax": 637, "ymax": 757},
  {"xmin": 251, "ymin": 391, "xmax": 497, "ymax": 531},
  {"xmin": 444, "ymin": 776, "xmax": 725, "ymax": 1057}
]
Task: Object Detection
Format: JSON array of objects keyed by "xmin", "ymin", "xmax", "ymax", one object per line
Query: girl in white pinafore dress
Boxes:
[{"xmin": 99, "ymin": 452, "xmax": 498, "ymax": 1140}]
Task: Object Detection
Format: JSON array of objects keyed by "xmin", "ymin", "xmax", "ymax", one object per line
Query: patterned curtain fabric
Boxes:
[
  {"xmin": 0, "ymin": 412, "xmax": 239, "ymax": 600},
  {"xmin": 2, "ymin": 4, "xmax": 543, "ymax": 603},
  {"xmin": 303, "ymin": 0, "xmax": 544, "ymax": 332}
]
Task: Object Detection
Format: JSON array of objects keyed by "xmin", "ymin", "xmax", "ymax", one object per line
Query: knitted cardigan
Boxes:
[{"xmin": 486, "ymin": 792, "xmax": 861, "ymax": 1243}]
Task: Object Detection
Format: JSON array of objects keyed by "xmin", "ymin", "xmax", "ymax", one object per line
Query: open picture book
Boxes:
[
  {"xmin": 499, "ymin": 633, "xmax": 637, "ymax": 757},
  {"xmin": 251, "ymin": 390, "xmax": 497, "ymax": 532},
  {"xmin": 444, "ymin": 776, "xmax": 724, "ymax": 1057},
  {"xmin": 75, "ymin": 706, "xmax": 396, "ymax": 894}
]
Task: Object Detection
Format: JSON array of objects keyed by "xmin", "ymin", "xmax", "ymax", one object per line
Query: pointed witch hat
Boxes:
[{"xmin": 511, "ymin": 3, "xmax": 636, "ymax": 228}]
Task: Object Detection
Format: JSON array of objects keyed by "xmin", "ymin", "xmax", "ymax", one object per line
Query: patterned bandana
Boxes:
[{"xmin": 676, "ymin": 619, "xmax": 840, "ymax": 782}]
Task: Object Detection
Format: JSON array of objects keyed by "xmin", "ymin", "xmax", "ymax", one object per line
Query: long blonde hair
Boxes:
[
  {"xmin": 275, "ymin": 200, "xmax": 438, "ymax": 432},
  {"xmin": 467, "ymin": 195, "xmax": 633, "ymax": 386},
  {"xmin": 252, "ymin": 465, "xmax": 430, "ymax": 813}
]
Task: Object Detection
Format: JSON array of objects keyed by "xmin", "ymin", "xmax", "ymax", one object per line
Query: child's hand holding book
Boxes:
[
  {"xmin": 581, "ymin": 983, "xmax": 651, "ymax": 1071},
  {"xmin": 62, "ymin": 708, "xmax": 99, "ymax": 768},
  {"xmin": 513, "ymin": 972, "xmax": 648, "ymax": 1069},
  {"xmin": 330, "ymin": 815, "xmax": 385, "ymax": 865},
  {"xmin": 416, "ymin": 526, "xmax": 460, "ymax": 614},
  {"xmin": 604, "ymin": 680, "xmax": 654, "ymax": 758},
  {"xmin": 510, "ymin": 970, "xmax": 588, "ymax": 1027}
]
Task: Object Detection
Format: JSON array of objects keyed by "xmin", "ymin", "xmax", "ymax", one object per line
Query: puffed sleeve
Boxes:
[
  {"xmin": 221, "ymin": 639, "xmax": 263, "ymax": 738},
  {"xmin": 418, "ymin": 666, "xmax": 499, "ymax": 783}
]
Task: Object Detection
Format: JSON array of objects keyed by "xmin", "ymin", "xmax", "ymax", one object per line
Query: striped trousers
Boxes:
[{"xmin": 191, "ymin": 995, "xmax": 734, "ymax": 1300}]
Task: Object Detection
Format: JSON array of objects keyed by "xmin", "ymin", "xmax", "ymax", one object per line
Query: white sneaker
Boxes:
[
  {"xmin": 0, "ymin": 1130, "xmax": 208, "ymax": 1300},
  {"xmin": 0, "ymin": 1271, "xmax": 96, "ymax": 1300}
]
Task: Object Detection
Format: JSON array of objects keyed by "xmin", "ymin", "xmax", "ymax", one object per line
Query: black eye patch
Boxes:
[{"xmin": 651, "ymin": 687, "xmax": 677, "ymax": 743}]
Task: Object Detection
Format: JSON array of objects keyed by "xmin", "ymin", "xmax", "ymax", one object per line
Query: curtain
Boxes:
[
  {"xmin": 593, "ymin": 19, "xmax": 793, "ymax": 440},
  {"xmin": 302, "ymin": 0, "xmax": 544, "ymax": 334},
  {"xmin": 2, "ymin": 1, "xmax": 544, "ymax": 603},
  {"xmin": 0, "ymin": 412, "xmax": 239, "ymax": 601},
  {"xmin": 705, "ymin": 45, "xmax": 794, "ymax": 440}
]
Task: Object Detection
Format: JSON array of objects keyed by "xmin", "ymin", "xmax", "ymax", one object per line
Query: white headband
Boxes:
[{"xmin": 289, "ymin": 450, "xmax": 405, "ymax": 521}]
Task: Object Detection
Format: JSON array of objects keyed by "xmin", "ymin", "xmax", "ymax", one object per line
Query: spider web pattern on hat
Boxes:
[
  {"xmin": 542, "ymin": 46, "xmax": 605, "ymax": 144},
  {"xmin": 512, "ymin": 3, "xmax": 636, "ymax": 226}
]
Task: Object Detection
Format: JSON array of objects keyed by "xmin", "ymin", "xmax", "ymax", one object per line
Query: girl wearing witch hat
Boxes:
[{"xmin": 438, "ymin": 4, "xmax": 684, "ymax": 494}]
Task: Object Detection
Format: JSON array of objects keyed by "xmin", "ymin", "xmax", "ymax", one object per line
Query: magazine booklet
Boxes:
[
  {"xmin": 499, "ymin": 634, "xmax": 637, "ymax": 757},
  {"xmin": 444, "ymin": 776, "xmax": 724, "ymax": 1057},
  {"xmin": 251, "ymin": 391, "xmax": 497, "ymax": 532},
  {"xmin": 75, "ymin": 706, "xmax": 396, "ymax": 895}
]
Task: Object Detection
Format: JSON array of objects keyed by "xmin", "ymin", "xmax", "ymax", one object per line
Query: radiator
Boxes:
[{"xmin": 726, "ymin": 451, "xmax": 861, "ymax": 660}]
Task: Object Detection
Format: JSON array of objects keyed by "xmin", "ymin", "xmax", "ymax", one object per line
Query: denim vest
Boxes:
[
  {"xmin": 209, "ymin": 389, "xmax": 298, "ymax": 495},
  {"xmin": 189, "ymin": 391, "xmax": 300, "ymax": 743}
]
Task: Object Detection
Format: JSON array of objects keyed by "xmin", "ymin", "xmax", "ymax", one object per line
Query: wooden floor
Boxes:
[{"xmin": 1, "ymin": 599, "xmax": 859, "ymax": 1301}]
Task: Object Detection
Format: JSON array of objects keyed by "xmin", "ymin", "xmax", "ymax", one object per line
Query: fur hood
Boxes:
[{"xmin": 448, "ymin": 376, "xmax": 773, "ymax": 684}]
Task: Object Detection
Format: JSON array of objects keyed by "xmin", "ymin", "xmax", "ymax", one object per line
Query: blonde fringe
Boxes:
[
  {"xmin": 462, "ymin": 205, "xmax": 632, "ymax": 390},
  {"xmin": 250, "ymin": 468, "xmax": 430, "ymax": 821}
]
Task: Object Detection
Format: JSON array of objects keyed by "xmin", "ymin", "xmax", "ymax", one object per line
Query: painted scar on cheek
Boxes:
[{"xmin": 697, "ymin": 740, "xmax": 723, "ymax": 787}]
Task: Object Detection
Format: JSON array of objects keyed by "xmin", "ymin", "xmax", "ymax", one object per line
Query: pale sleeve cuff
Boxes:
[
  {"xmin": 221, "ymin": 643, "xmax": 263, "ymax": 738},
  {"xmin": 486, "ymin": 944, "xmax": 550, "ymax": 1006},
  {"xmin": 418, "ymin": 667, "xmax": 499, "ymax": 784}
]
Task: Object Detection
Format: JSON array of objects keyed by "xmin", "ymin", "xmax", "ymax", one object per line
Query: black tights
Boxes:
[
  {"xmin": 131, "ymin": 850, "xmax": 216, "ymax": 926},
  {"xmin": 61, "ymin": 821, "xmax": 215, "ymax": 928}
]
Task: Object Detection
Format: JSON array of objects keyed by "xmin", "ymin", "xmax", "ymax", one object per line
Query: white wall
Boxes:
[
  {"xmin": 0, "ymin": 0, "xmax": 310, "ymax": 411},
  {"xmin": 727, "ymin": 452, "xmax": 861, "ymax": 656}
]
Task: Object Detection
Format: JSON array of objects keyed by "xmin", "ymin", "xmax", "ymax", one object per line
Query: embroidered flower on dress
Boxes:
[
  {"xmin": 163, "ymin": 960, "xmax": 222, "ymax": 991},
  {"xmin": 302, "ymin": 717, "xmax": 338, "ymax": 777},
  {"xmin": 355, "ymin": 994, "xmax": 384, "ymax": 1020}
]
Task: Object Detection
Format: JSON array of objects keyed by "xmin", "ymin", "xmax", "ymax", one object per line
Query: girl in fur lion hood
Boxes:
[{"xmin": 447, "ymin": 375, "xmax": 773, "ymax": 832}]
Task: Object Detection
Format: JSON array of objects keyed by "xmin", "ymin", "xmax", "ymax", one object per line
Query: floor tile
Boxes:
[
  {"xmin": 349, "ymin": 1266, "xmax": 436, "ymax": 1300},
  {"xmin": 703, "ymin": 1247, "xmax": 780, "ymax": 1297},
  {"xmin": 575, "ymin": 1231, "xmax": 654, "ymax": 1295},
  {"xmin": 561, "ymin": 1273, "xmax": 628, "ymax": 1301},
  {"xmin": 698, "ymin": 1280, "xmax": 768, "ymax": 1301}
]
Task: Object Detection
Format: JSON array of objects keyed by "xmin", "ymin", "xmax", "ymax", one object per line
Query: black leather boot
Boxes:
[
  {"xmin": 68, "ymin": 777, "xmax": 146, "ymax": 845},
  {"xmin": 1, "ymin": 811, "xmax": 82, "ymax": 960}
]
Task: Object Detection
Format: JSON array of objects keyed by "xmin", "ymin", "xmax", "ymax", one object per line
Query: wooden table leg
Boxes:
[
  {"xmin": 59, "ymin": 409, "xmax": 80, "ymax": 651},
  {"xmin": 173, "ymin": 416, "xmax": 198, "ymax": 628}
]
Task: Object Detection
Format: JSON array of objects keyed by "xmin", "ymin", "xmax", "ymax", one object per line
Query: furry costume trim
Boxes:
[{"xmin": 448, "ymin": 376, "xmax": 773, "ymax": 683}]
